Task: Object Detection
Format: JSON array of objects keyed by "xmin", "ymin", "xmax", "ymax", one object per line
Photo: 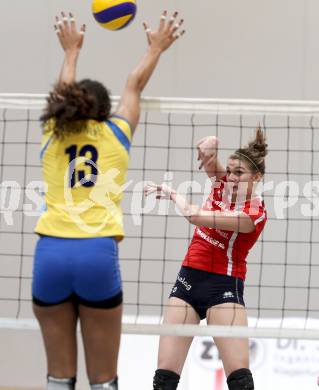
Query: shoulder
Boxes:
[
  {"xmin": 43, "ymin": 118, "xmax": 56, "ymax": 135},
  {"xmin": 108, "ymin": 115, "xmax": 132, "ymax": 142},
  {"xmin": 242, "ymin": 197, "xmax": 267, "ymax": 226},
  {"xmin": 246, "ymin": 196, "xmax": 266, "ymax": 211},
  {"xmin": 40, "ymin": 118, "xmax": 56, "ymax": 152}
]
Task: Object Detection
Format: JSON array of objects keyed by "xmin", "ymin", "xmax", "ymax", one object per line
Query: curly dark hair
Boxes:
[
  {"xmin": 230, "ymin": 126, "xmax": 268, "ymax": 175},
  {"xmin": 41, "ymin": 79, "xmax": 112, "ymax": 137}
]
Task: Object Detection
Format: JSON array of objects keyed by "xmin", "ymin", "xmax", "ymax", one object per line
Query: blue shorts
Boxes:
[
  {"xmin": 32, "ymin": 236, "xmax": 122, "ymax": 308},
  {"xmin": 169, "ymin": 266, "xmax": 245, "ymax": 320}
]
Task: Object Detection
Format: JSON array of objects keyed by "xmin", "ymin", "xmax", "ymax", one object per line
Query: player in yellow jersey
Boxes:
[{"xmin": 32, "ymin": 11, "xmax": 185, "ymax": 390}]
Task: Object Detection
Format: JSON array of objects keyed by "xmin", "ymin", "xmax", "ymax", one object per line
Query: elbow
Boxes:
[
  {"xmin": 187, "ymin": 216, "xmax": 197, "ymax": 226},
  {"xmin": 239, "ymin": 224, "xmax": 255, "ymax": 234},
  {"xmin": 187, "ymin": 206, "xmax": 201, "ymax": 226}
]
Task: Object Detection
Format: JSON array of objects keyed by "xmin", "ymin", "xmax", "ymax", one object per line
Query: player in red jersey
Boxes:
[{"xmin": 145, "ymin": 128, "xmax": 267, "ymax": 390}]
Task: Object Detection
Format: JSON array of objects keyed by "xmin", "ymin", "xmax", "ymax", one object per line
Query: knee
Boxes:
[
  {"xmin": 153, "ymin": 369, "xmax": 180, "ymax": 390},
  {"xmin": 227, "ymin": 368, "xmax": 254, "ymax": 390}
]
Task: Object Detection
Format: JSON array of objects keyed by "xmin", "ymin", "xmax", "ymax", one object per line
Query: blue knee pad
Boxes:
[
  {"xmin": 227, "ymin": 368, "xmax": 254, "ymax": 390},
  {"xmin": 153, "ymin": 369, "xmax": 180, "ymax": 390}
]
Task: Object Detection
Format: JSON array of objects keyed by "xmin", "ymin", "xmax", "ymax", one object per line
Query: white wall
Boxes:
[{"xmin": 0, "ymin": 0, "xmax": 319, "ymax": 99}]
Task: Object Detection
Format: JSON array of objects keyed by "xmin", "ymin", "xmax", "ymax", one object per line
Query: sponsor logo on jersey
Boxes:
[
  {"xmin": 196, "ymin": 228, "xmax": 225, "ymax": 250},
  {"xmin": 215, "ymin": 229, "xmax": 229, "ymax": 239}
]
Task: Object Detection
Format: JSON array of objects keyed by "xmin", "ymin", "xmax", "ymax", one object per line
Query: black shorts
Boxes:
[{"xmin": 169, "ymin": 266, "xmax": 245, "ymax": 320}]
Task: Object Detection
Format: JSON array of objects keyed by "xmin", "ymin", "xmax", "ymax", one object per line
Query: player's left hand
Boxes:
[
  {"xmin": 144, "ymin": 182, "xmax": 176, "ymax": 200},
  {"xmin": 143, "ymin": 11, "xmax": 185, "ymax": 53},
  {"xmin": 55, "ymin": 12, "xmax": 86, "ymax": 53}
]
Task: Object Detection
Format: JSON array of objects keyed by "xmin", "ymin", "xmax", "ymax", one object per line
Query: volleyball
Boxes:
[{"xmin": 92, "ymin": 0, "xmax": 137, "ymax": 30}]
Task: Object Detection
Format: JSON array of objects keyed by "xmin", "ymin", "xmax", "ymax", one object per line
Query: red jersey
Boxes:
[{"xmin": 183, "ymin": 177, "xmax": 267, "ymax": 280}]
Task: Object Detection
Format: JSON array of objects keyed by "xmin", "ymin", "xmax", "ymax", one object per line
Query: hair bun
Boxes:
[{"xmin": 247, "ymin": 127, "xmax": 268, "ymax": 158}]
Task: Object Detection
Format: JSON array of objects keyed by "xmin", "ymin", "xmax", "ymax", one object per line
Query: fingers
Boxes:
[
  {"xmin": 61, "ymin": 11, "xmax": 69, "ymax": 27},
  {"xmin": 167, "ymin": 11, "xmax": 178, "ymax": 29},
  {"xmin": 69, "ymin": 12, "xmax": 76, "ymax": 32},
  {"xmin": 143, "ymin": 22, "xmax": 152, "ymax": 45},
  {"xmin": 80, "ymin": 24, "xmax": 86, "ymax": 37},
  {"xmin": 166, "ymin": 12, "xmax": 185, "ymax": 39},
  {"xmin": 144, "ymin": 185, "xmax": 172, "ymax": 200},
  {"xmin": 158, "ymin": 10, "xmax": 186, "ymax": 36},
  {"xmin": 55, "ymin": 13, "xmax": 67, "ymax": 36},
  {"xmin": 198, "ymin": 157, "xmax": 207, "ymax": 170},
  {"xmin": 165, "ymin": 11, "xmax": 185, "ymax": 41},
  {"xmin": 60, "ymin": 11, "xmax": 70, "ymax": 36},
  {"xmin": 197, "ymin": 149, "xmax": 204, "ymax": 166},
  {"xmin": 54, "ymin": 16, "xmax": 65, "ymax": 49},
  {"xmin": 197, "ymin": 136, "xmax": 219, "ymax": 151},
  {"xmin": 55, "ymin": 11, "xmax": 84, "ymax": 35},
  {"xmin": 79, "ymin": 24, "xmax": 86, "ymax": 47},
  {"xmin": 158, "ymin": 10, "xmax": 167, "ymax": 30},
  {"xmin": 55, "ymin": 15, "xmax": 63, "ymax": 33},
  {"xmin": 199, "ymin": 154, "xmax": 217, "ymax": 170},
  {"xmin": 144, "ymin": 183, "xmax": 158, "ymax": 197},
  {"xmin": 196, "ymin": 137, "xmax": 208, "ymax": 149},
  {"xmin": 144, "ymin": 183, "xmax": 171, "ymax": 198},
  {"xmin": 54, "ymin": 11, "xmax": 86, "ymax": 50},
  {"xmin": 54, "ymin": 23, "xmax": 60, "ymax": 35},
  {"xmin": 173, "ymin": 29, "xmax": 186, "ymax": 41},
  {"xmin": 197, "ymin": 137, "xmax": 219, "ymax": 170},
  {"xmin": 171, "ymin": 18, "xmax": 184, "ymax": 34}
]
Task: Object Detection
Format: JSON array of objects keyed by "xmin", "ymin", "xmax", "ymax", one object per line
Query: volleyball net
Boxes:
[{"xmin": 0, "ymin": 94, "xmax": 319, "ymax": 340}]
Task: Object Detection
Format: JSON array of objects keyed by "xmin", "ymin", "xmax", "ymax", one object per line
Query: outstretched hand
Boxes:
[
  {"xmin": 144, "ymin": 182, "xmax": 176, "ymax": 200},
  {"xmin": 144, "ymin": 182, "xmax": 196, "ymax": 219},
  {"xmin": 55, "ymin": 12, "xmax": 86, "ymax": 53},
  {"xmin": 143, "ymin": 11, "xmax": 185, "ymax": 53},
  {"xmin": 197, "ymin": 136, "xmax": 219, "ymax": 170}
]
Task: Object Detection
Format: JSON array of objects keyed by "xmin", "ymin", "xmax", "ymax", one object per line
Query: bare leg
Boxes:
[
  {"xmin": 33, "ymin": 301, "xmax": 78, "ymax": 378},
  {"xmin": 158, "ymin": 297, "xmax": 200, "ymax": 375},
  {"xmin": 206, "ymin": 303, "xmax": 249, "ymax": 376},
  {"xmin": 79, "ymin": 304, "xmax": 122, "ymax": 384}
]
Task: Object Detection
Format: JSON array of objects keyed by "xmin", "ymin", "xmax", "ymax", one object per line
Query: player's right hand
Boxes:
[
  {"xmin": 55, "ymin": 12, "xmax": 86, "ymax": 53},
  {"xmin": 197, "ymin": 136, "xmax": 219, "ymax": 170},
  {"xmin": 143, "ymin": 11, "xmax": 185, "ymax": 53}
]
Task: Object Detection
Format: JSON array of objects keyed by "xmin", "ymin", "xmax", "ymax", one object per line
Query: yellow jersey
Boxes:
[{"xmin": 35, "ymin": 116, "xmax": 132, "ymax": 239}]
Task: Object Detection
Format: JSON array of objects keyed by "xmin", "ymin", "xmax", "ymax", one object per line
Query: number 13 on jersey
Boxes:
[{"xmin": 65, "ymin": 144, "xmax": 99, "ymax": 188}]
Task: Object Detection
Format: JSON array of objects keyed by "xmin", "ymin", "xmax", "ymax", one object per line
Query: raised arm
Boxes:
[
  {"xmin": 197, "ymin": 136, "xmax": 226, "ymax": 180},
  {"xmin": 54, "ymin": 12, "xmax": 86, "ymax": 85},
  {"xmin": 144, "ymin": 183, "xmax": 255, "ymax": 233},
  {"xmin": 115, "ymin": 11, "xmax": 185, "ymax": 132}
]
